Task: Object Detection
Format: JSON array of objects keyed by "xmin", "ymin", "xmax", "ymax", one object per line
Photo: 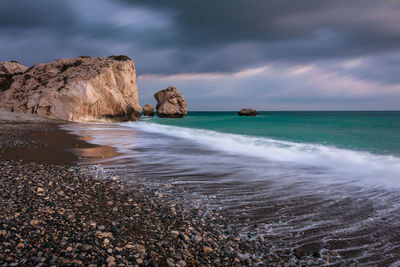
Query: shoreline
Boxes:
[{"xmin": 0, "ymin": 113, "xmax": 305, "ymax": 266}]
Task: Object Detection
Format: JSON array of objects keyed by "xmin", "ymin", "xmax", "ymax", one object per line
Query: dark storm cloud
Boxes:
[
  {"xmin": 0, "ymin": 0, "xmax": 75, "ymax": 29},
  {"xmin": 124, "ymin": 0, "xmax": 400, "ymax": 55},
  {"xmin": 1, "ymin": 0, "xmax": 400, "ymax": 83}
]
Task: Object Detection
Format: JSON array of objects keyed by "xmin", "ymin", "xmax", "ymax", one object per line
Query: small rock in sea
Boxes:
[
  {"xmin": 143, "ymin": 104, "xmax": 155, "ymax": 116},
  {"xmin": 136, "ymin": 258, "xmax": 143, "ymax": 264},
  {"xmin": 103, "ymin": 238, "xmax": 110, "ymax": 245},
  {"xmin": 238, "ymin": 108, "xmax": 258, "ymax": 116},
  {"xmin": 98, "ymin": 225, "xmax": 105, "ymax": 231},
  {"xmin": 154, "ymin": 86, "xmax": 187, "ymax": 118}
]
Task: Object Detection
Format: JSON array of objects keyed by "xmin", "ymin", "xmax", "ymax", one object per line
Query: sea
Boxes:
[{"xmin": 64, "ymin": 111, "xmax": 400, "ymax": 265}]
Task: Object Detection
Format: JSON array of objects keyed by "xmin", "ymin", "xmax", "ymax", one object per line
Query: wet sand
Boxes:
[{"xmin": 0, "ymin": 111, "xmax": 118, "ymax": 165}]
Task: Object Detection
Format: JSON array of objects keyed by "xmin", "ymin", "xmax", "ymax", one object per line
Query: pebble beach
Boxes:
[{"xmin": 0, "ymin": 113, "xmax": 309, "ymax": 266}]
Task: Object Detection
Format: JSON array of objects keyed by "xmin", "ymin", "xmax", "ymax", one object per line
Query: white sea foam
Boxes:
[{"xmin": 124, "ymin": 121, "xmax": 400, "ymax": 188}]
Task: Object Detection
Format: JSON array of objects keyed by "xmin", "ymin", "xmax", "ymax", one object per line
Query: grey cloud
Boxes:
[
  {"xmin": 0, "ymin": 0, "xmax": 400, "ymax": 88},
  {"xmin": 119, "ymin": 0, "xmax": 400, "ymax": 78},
  {"xmin": 0, "ymin": 0, "xmax": 76, "ymax": 29}
]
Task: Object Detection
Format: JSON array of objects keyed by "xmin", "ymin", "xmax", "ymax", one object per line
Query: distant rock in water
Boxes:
[
  {"xmin": 238, "ymin": 108, "xmax": 258, "ymax": 116},
  {"xmin": 154, "ymin": 86, "xmax": 187, "ymax": 118},
  {"xmin": 142, "ymin": 104, "xmax": 155, "ymax": 116},
  {"xmin": 0, "ymin": 56, "xmax": 141, "ymax": 122}
]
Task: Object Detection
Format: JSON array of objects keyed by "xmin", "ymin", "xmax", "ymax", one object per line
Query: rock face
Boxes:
[
  {"xmin": 154, "ymin": 86, "xmax": 187, "ymax": 118},
  {"xmin": 0, "ymin": 56, "xmax": 141, "ymax": 122},
  {"xmin": 238, "ymin": 108, "xmax": 258, "ymax": 116},
  {"xmin": 0, "ymin": 61, "xmax": 28, "ymax": 93},
  {"xmin": 142, "ymin": 104, "xmax": 155, "ymax": 116}
]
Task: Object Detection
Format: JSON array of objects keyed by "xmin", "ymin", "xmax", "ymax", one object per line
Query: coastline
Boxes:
[
  {"xmin": 0, "ymin": 113, "xmax": 303, "ymax": 266},
  {"xmin": 62, "ymin": 114, "xmax": 400, "ymax": 266}
]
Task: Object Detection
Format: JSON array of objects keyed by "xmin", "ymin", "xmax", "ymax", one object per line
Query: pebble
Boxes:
[
  {"xmin": 30, "ymin": 219, "xmax": 39, "ymax": 226},
  {"xmin": 106, "ymin": 256, "xmax": 115, "ymax": 262},
  {"xmin": 170, "ymin": 230, "xmax": 180, "ymax": 238},
  {"xmin": 203, "ymin": 246, "xmax": 213, "ymax": 253},
  {"xmin": 176, "ymin": 260, "xmax": 187, "ymax": 266},
  {"xmin": 37, "ymin": 187, "xmax": 44, "ymax": 193},
  {"xmin": 81, "ymin": 244, "xmax": 92, "ymax": 251},
  {"xmin": 192, "ymin": 234, "xmax": 202, "ymax": 243},
  {"xmin": 329, "ymin": 251, "xmax": 340, "ymax": 257}
]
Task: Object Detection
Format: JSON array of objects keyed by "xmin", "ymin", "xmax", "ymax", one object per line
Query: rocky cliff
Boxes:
[
  {"xmin": 0, "ymin": 56, "xmax": 141, "ymax": 122},
  {"xmin": 154, "ymin": 86, "xmax": 187, "ymax": 118}
]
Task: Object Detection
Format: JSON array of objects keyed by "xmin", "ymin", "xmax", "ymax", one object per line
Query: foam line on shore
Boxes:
[{"xmin": 124, "ymin": 121, "xmax": 400, "ymax": 188}]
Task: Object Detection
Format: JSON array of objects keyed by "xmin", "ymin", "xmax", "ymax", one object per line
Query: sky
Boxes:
[{"xmin": 1, "ymin": 0, "xmax": 400, "ymax": 110}]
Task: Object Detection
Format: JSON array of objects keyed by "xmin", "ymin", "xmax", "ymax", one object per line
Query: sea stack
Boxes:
[
  {"xmin": 142, "ymin": 104, "xmax": 155, "ymax": 116},
  {"xmin": 238, "ymin": 108, "xmax": 258, "ymax": 116},
  {"xmin": 0, "ymin": 55, "xmax": 141, "ymax": 122},
  {"xmin": 154, "ymin": 86, "xmax": 187, "ymax": 118}
]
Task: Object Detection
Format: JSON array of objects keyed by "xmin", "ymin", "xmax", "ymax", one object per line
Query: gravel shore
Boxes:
[{"xmin": 0, "ymin": 115, "xmax": 309, "ymax": 266}]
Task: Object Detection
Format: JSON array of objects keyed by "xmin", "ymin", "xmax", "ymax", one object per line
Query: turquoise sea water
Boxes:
[{"xmin": 143, "ymin": 111, "xmax": 400, "ymax": 157}]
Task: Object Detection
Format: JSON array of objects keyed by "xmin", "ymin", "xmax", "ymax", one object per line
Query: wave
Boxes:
[{"xmin": 124, "ymin": 121, "xmax": 400, "ymax": 188}]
